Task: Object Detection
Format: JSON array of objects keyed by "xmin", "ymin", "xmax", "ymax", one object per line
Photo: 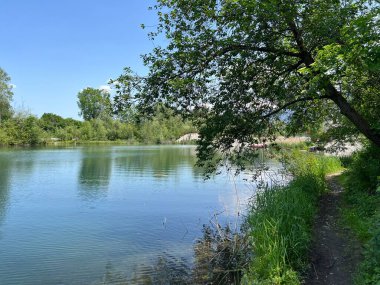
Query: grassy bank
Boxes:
[
  {"xmin": 42, "ymin": 139, "xmax": 193, "ymax": 146},
  {"xmin": 340, "ymin": 144, "xmax": 380, "ymax": 285},
  {"xmin": 242, "ymin": 151, "xmax": 342, "ymax": 284}
]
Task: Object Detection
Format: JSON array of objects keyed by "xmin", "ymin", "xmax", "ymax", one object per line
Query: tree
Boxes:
[
  {"xmin": 64, "ymin": 118, "xmax": 83, "ymax": 128},
  {"xmin": 114, "ymin": 0, "xmax": 380, "ymax": 165},
  {"xmin": 77, "ymin": 87, "xmax": 112, "ymax": 121},
  {"xmin": 0, "ymin": 67, "xmax": 14, "ymax": 122},
  {"xmin": 5, "ymin": 115, "xmax": 42, "ymax": 145},
  {"xmin": 39, "ymin": 113, "xmax": 66, "ymax": 132},
  {"xmin": 109, "ymin": 68, "xmax": 143, "ymax": 123}
]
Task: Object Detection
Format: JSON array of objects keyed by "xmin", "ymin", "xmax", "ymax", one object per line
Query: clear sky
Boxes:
[{"xmin": 0, "ymin": 0, "xmax": 160, "ymax": 119}]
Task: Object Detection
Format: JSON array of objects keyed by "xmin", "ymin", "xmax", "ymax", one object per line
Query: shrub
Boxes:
[
  {"xmin": 2, "ymin": 115, "xmax": 42, "ymax": 145},
  {"xmin": 341, "ymin": 144, "xmax": 380, "ymax": 284},
  {"xmin": 345, "ymin": 144, "xmax": 380, "ymax": 195},
  {"xmin": 354, "ymin": 211, "xmax": 380, "ymax": 285}
]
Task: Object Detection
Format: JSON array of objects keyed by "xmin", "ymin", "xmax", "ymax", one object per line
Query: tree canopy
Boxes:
[
  {"xmin": 77, "ymin": 87, "xmax": 112, "ymax": 121},
  {"xmin": 0, "ymin": 67, "xmax": 14, "ymax": 122},
  {"xmin": 114, "ymin": 0, "xmax": 380, "ymax": 165},
  {"xmin": 39, "ymin": 113, "xmax": 66, "ymax": 132}
]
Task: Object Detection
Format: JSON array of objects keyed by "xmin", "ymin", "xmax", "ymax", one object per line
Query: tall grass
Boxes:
[
  {"xmin": 242, "ymin": 151, "xmax": 342, "ymax": 284},
  {"xmin": 340, "ymin": 144, "xmax": 380, "ymax": 285}
]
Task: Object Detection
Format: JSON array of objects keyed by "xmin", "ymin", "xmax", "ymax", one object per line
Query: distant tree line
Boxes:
[{"xmin": 0, "ymin": 68, "xmax": 195, "ymax": 146}]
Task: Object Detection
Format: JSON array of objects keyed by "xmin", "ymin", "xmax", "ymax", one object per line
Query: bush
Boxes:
[
  {"xmin": 0, "ymin": 125, "xmax": 10, "ymax": 145},
  {"xmin": 1, "ymin": 115, "xmax": 42, "ymax": 145},
  {"xmin": 56, "ymin": 125, "xmax": 80, "ymax": 141},
  {"xmin": 345, "ymin": 144, "xmax": 380, "ymax": 195},
  {"xmin": 79, "ymin": 121, "xmax": 93, "ymax": 141},
  {"xmin": 355, "ymin": 211, "xmax": 380, "ymax": 285},
  {"xmin": 90, "ymin": 119, "xmax": 107, "ymax": 141},
  {"xmin": 341, "ymin": 144, "xmax": 380, "ymax": 284}
]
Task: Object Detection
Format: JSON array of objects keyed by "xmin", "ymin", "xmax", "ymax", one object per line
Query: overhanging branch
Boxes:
[
  {"xmin": 261, "ymin": 95, "xmax": 331, "ymax": 119},
  {"xmin": 217, "ymin": 44, "xmax": 303, "ymax": 58}
]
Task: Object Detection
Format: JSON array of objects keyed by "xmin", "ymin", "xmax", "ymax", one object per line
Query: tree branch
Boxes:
[
  {"xmin": 274, "ymin": 59, "xmax": 304, "ymax": 77},
  {"xmin": 217, "ymin": 44, "xmax": 302, "ymax": 58},
  {"xmin": 287, "ymin": 20, "xmax": 314, "ymax": 66},
  {"xmin": 179, "ymin": 44, "xmax": 302, "ymax": 79},
  {"xmin": 326, "ymin": 83, "xmax": 380, "ymax": 146},
  {"xmin": 261, "ymin": 95, "xmax": 331, "ymax": 119}
]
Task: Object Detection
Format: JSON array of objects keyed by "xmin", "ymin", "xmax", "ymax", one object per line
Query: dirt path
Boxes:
[{"xmin": 304, "ymin": 173, "xmax": 362, "ymax": 285}]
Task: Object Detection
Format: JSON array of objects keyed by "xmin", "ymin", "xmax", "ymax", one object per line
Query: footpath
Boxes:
[{"xmin": 305, "ymin": 173, "xmax": 362, "ymax": 285}]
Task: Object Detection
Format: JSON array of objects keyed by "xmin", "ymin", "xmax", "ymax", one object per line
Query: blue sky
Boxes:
[{"xmin": 0, "ymin": 0, "xmax": 160, "ymax": 119}]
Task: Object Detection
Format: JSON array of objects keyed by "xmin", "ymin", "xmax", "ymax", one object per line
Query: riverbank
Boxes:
[
  {"xmin": 242, "ymin": 151, "xmax": 343, "ymax": 284},
  {"xmin": 42, "ymin": 139, "xmax": 194, "ymax": 146},
  {"xmin": 241, "ymin": 145, "xmax": 379, "ymax": 285},
  {"xmin": 0, "ymin": 139, "xmax": 196, "ymax": 148}
]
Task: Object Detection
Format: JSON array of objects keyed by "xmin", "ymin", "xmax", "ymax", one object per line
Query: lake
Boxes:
[{"xmin": 0, "ymin": 145, "xmax": 280, "ymax": 284}]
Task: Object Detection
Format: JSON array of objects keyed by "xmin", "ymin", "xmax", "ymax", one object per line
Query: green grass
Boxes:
[
  {"xmin": 271, "ymin": 141, "xmax": 312, "ymax": 151},
  {"xmin": 242, "ymin": 151, "xmax": 342, "ymax": 284},
  {"xmin": 339, "ymin": 144, "xmax": 380, "ymax": 285},
  {"xmin": 341, "ymin": 191, "xmax": 380, "ymax": 285},
  {"xmin": 340, "ymin": 173, "xmax": 379, "ymax": 241}
]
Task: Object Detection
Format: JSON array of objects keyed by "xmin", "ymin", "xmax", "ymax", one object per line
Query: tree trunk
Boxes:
[
  {"xmin": 287, "ymin": 20, "xmax": 380, "ymax": 147},
  {"xmin": 326, "ymin": 83, "xmax": 380, "ymax": 147}
]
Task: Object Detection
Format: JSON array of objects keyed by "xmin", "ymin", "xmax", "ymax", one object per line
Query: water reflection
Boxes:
[
  {"xmin": 0, "ymin": 151, "xmax": 36, "ymax": 224},
  {"xmin": 95, "ymin": 223, "xmax": 247, "ymax": 285},
  {"xmin": 78, "ymin": 148, "xmax": 113, "ymax": 200},
  {"xmin": 114, "ymin": 146, "xmax": 197, "ymax": 179},
  {"xmin": 13, "ymin": 156, "xmax": 35, "ymax": 174},
  {"xmin": 0, "ymin": 146, "xmax": 270, "ymax": 285},
  {"xmin": 99, "ymin": 255, "xmax": 192, "ymax": 285},
  {"xmin": 0, "ymin": 154, "xmax": 12, "ymax": 224}
]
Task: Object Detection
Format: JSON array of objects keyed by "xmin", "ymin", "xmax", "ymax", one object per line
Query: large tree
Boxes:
[
  {"xmin": 0, "ymin": 67, "xmax": 14, "ymax": 122},
  {"xmin": 115, "ymin": 0, "xmax": 380, "ymax": 163},
  {"xmin": 77, "ymin": 87, "xmax": 112, "ymax": 121}
]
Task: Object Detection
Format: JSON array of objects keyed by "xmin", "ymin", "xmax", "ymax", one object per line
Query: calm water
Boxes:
[{"xmin": 0, "ymin": 145, "xmax": 279, "ymax": 284}]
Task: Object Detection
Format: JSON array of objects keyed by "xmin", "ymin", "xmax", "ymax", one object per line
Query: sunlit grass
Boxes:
[{"xmin": 242, "ymin": 151, "xmax": 342, "ymax": 284}]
